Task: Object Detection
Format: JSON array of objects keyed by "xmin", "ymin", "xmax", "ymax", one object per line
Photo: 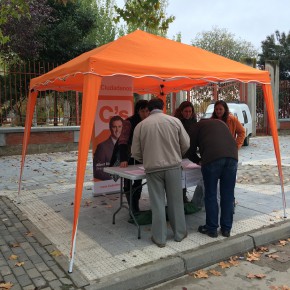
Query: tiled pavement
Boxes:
[{"xmin": 0, "ymin": 135, "xmax": 290, "ymax": 289}]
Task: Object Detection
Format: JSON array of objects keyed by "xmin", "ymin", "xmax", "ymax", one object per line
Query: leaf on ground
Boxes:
[
  {"xmin": 8, "ymin": 254, "xmax": 18, "ymax": 260},
  {"xmin": 256, "ymin": 246, "xmax": 268, "ymax": 252},
  {"xmin": 269, "ymin": 286, "xmax": 279, "ymax": 290},
  {"xmin": 267, "ymin": 254, "xmax": 280, "ymax": 259},
  {"xmin": 209, "ymin": 269, "xmax": 222, "ymax": 276},
  {"xmin": 84, "ymin": 200, "xmax": 92, "ymax": 207},
  {"xmin": 246, "ymin": 251, "xmax": 261, "ymax": 262},
  {"xmin": 50, "ymin": 250, "xmax": 62, "ymax": 257},
  {"xmin": 104, "ymin": 205, "xmax": 112, "ymax": 208},
  {"xmin": 0, "ymin": 282, "xmax": 13, "ymax": 289},
  {"xmin": 15, "ymin": 262, "xmax": 24, "ymax": 267},
  {"xmin": 255, "ymin": 273, "xmax": 266, "ymax": 279},
  {"xmin": 278, "ymin": 240, "xmax": 288, "ymax": 246},
  {"xmin": 218, "ymin": 261, "xmax": 231, "ymax": 269},
  {"xmin": 191, "ymin": 270, "xmax": 209, "ymax": 278},
  {"xmin": 26, "ymin": 232, "xmax": 34, "ymax": 237},
  {"xmin": 280, "ymin": 285, "xmax": 290, "ymax": 290},
  {"xmin": 9, "ymin": 243, "xmax": 20, "ymax": 248},
  {"xmin": 247, "ymin": 273, "xmax": 266, "ymax": 279},
  {"xmin": 228, "ymin": 258, "xmax": 239, "ymax": 266}
]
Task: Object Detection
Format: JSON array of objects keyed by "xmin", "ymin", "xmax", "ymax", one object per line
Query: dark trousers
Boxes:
[
  {"xmin": 201, "ymin": 157, "xmax": 237, "ymax": 232},
  {"xmin": 124, "ymin": 158, "xmax": 143, "ymax": 213}
]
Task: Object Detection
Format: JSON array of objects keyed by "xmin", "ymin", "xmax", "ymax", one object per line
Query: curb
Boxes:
[{"xmin": 86, "ymin": 220, "xmax": 290, "ymax": 290}]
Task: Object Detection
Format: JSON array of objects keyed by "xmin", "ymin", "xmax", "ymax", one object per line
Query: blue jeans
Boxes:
[{"xmin": 201, "ymin": 157, "xmax": 238, "ymax": 232}]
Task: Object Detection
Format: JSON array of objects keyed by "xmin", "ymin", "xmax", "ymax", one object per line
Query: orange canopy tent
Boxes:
[{"xmin": 19, "ymin": 30, "xmax": 285, "ymax": 272}]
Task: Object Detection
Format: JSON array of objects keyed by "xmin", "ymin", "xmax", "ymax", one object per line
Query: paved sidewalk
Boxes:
[{"xmin": 0, "ymin": 135, "xmax": 290, "ymax": 289}]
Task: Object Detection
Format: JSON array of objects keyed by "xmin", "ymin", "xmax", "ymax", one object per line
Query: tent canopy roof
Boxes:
[{"xmin": 30, "ymin": 30, "xmax": 270, "ymax": 95}]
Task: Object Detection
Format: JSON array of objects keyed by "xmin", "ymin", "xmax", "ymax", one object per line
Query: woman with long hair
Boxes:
[
  {"xmin": 211, "ymin": 100, "xmax": 245, "ymax": 149},
  {"xmin": 174, "ymin": 101, "xmax": 197, "ymax": 203}
]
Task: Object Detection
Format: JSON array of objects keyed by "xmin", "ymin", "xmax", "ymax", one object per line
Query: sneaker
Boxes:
[
  {"xmin": 151, "ymin": 236, "xmax": 166, "ymax": 248},
  {"xmin": 198, "ymin": 225, "xmax": 218, "ymax": 238},
  {"xmin": 221, "ymin": 229, "xmax": 231, "ymax": 237}
]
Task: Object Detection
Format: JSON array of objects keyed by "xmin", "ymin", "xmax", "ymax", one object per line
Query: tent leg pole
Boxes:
[{"xmin": 68, "ymin": 226, "xmax": 78, "ymax": 273}]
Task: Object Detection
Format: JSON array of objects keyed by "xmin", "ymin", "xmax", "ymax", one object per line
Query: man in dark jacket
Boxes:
[{"xmin": 189, "ymin": 119, "xmax": 238, "ymax": 238}]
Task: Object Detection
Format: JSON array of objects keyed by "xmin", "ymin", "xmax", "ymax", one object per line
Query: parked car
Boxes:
[{"xmin": 203, "ymin": 102, "xmax": 253, "ymax": 146}]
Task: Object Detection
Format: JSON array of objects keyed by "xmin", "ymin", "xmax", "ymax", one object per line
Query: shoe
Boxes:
[
  {"xmin": 198, "ymin": 225, "xmax": 218, "ymax": 238},
  {"xmin": 221, "ymin": 229, "xmax": 231, "ymax": 237},
  {"xmin": 151, "ymin": 236, "xmax": 166, "ymax": 248},
  {"xmin": 175, "ymin": 232, "xmax": 188, "ymax": 242}
]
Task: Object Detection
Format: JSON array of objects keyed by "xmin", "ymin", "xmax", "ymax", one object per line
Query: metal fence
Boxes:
[
  {"xmin": 1, "ymin": 61, "xmax": 289, "ymax": 133},
  {"xmin": 0, "ymin": 61, "xmax": 81, "ymax": 127}
]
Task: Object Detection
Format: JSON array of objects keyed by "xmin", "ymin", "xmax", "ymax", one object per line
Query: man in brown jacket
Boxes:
[{"xmin": 188, "ymin": 118, "xmax": 238, "ymax": 238}]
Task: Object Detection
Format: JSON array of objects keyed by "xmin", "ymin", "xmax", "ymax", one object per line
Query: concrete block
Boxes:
[
  {"xmin": 0, "ymin": 134, "xmax": 5, "ymax": 146},
  {"xmin": 249, "ymin": 220, "xmax": 290, "ymax": 247},
  {"xmin": 181, "ymin": 235, "xmax": 254, "ymax": 272},
  {"xmin": 74, "ymin": 130, "xmax": 79, "ymax": 143},
  {"xmin": 86, "ymin": 256, "xmax": 185, "ymax": 290}
]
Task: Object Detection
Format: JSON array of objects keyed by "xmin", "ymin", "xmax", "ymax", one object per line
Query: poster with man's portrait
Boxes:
[{"xmin": 92, "ymin": 76, "xmax": 133, "ymax": 196}]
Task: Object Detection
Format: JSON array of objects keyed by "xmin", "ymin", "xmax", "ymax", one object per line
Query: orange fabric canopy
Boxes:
[{"xmin": 20, "ymin": 30, "xmax": 285, "ymax": 271}]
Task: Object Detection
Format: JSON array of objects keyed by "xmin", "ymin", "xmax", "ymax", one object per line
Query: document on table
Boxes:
[
  {"xmin": 181, "ymin": 159, "xmax": 201, "ymax": 169},
  {"xmin": 125, "ymin": 169, "xmax": 145, "ymax": 175}
]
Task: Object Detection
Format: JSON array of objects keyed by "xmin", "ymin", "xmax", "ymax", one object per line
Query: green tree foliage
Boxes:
[
  {"xmin": 38, "ymin": 0, "xmax": 117, "ymax": 63},
  {"xmin": 1, "ymin": 0, "xmax": 117, "ymax": 63},
  {"xmin": 0, "ymin": 0, "xmax": 29, "ymax": 45},
  {"xmin": 258, "ymin": 30, "xmax": 290, "ymax": 81},
  {"xmin": 191, "ymin": 26, "xmax": 258, "ymax": 62},
  {"xmin": 114, "ymin": 0, "xmax": 175, "ymax": 36},
  {"xmin": 1, "ymin": 0, "xmax": 54, "ymax": 61}
]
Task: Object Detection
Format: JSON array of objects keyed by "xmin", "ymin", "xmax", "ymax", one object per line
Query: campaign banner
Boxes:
[{"xmin": 92, "ymin": 76, "xmax": 133, "ymax": 196}]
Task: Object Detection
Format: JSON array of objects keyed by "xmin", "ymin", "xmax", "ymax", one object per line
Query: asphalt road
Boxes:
[{"xmin": 147, "ymin": 236, "xmax": 290, "ymax": 290}]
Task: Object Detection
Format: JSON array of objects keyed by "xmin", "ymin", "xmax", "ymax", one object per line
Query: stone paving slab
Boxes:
[{"xmin": 0, "ymin": 135, "xmax": 290, "ymax": 289}]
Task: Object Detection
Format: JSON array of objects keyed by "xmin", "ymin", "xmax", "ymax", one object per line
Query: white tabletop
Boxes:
[
  {"xmin": 103, "ymin": 159, "xmax": 201, "ymax": 181},
  {"xmin": 104, "ymin": 164, "xmax": 146, "ymax": 180}
]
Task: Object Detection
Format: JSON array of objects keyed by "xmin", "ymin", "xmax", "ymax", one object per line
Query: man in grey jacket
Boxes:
[{"xmin": 132, "ymin": 98, "xmax": 190, "ymax": 247}]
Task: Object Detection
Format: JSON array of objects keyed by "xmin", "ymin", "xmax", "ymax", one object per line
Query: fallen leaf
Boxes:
[
  {"xmin": 247, "ymin": 273, "xmax": 266, "ymax": 279},
  {"xmin": 9, "ymin": 243, "xmax": 20, "ymax": 248},
  {"xmin": 15, "ymin": 262, "xmax": 24, "ymax": 267},
  {"xmin": 192, "ymin": 270, "xmax": 209, "ymax": 279},
  {"xmin": 26, "ymin": 232, "xmax": 33, "ymax": 237},
  {"xmin": 228, "ymin": 259, "xmax": 239, "ymax": 266},
  {"xmin": 50, "ymin": 250, "xmax": 62, "ymax": 257},
  {"xmin": 255, "ymin": 273, "xmax": 266, "ymax": 279},
  {"xmin": 246, "ymin": 251, "xmax": 261, "ymax": 262},
  {"xmin": 105, "ymin": 205, "xmax": 112, "ymax": 208},
  {"xmin": 278, "ymin": 240, "xmax": 288, "ymax": 246},
  {"xmin": 84, "ymin": 200, "xmax": 92, "ymax": 207},
  {"xmin": 0, "ymin": 282, "xmax": 13, "ymax": 289},
  {"xmin": 9, "ymin": 254, "xmax": 18, "ymax": 260},
  {"xmin": 218, "ymin": 261, "xmax": 231, "ymax": 269},
  {"xmin": 209, "ymin": 269, "xmax": 222, "ymax": 276},
  {"xmin": 256, "ymin": 246, "xmax": 268, "ymax": 252},
  {"xmin": 267, "ymin": 254, "xmax": 280, "ymax": 259}
]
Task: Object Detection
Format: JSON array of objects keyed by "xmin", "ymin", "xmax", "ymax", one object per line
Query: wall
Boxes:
[{"xmin": 0, "ymin": 126, "xmax": 80, "ymax": 156}]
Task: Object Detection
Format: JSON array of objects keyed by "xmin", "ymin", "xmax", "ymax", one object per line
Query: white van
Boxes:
[{"xmin": 203, "ymin": 102, "xmax": 253, "ymax": 146}]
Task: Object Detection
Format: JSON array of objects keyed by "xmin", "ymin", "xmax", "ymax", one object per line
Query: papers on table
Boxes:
[
  {"xmin": 181, "ymin": 158, "xmax": 201, "ymax": 169},
  {"xmin": 124, "ymin": 169, "xmax": 145, "ymax": 175}
]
